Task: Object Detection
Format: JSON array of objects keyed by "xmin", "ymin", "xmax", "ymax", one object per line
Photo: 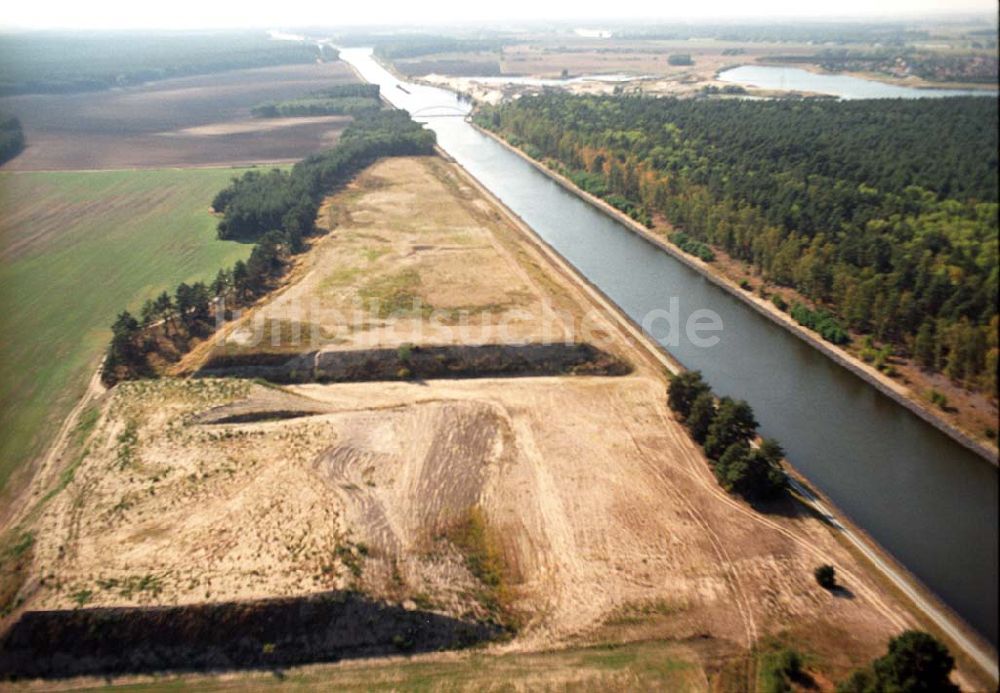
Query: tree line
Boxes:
[
  {"xmin": 371, "ymin": 37, "xmax": 506, "ymax": 61},
  {"xmin": 251, "ymin": 84, "xmax": 382, "ymax": 118},
  {"xmin": 667, "ymin": 370, "xmax": 963, "ymax": 693},
  {"xmin": 475, "ymin": 94, "xmax": 999, "ymax": 399},
  {"xmin": 667, "ymin": 371, "xmax": 787, "ymax": 502},
  {"xmin": 0, "ymin": 33, "xmax": 333, "ymax": 96},
  {"xmin": 103, "ymin": 110, "xmax": 435, "ymax": 385},
  {"xmin": 0, "ymin": 115, "xmax": 24, "ymax": 165}
]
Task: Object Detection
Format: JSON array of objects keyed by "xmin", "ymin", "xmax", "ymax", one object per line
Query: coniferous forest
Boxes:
[{"xmin": 475, "ymin": 95, "xmax": 999, "ymax": 398}]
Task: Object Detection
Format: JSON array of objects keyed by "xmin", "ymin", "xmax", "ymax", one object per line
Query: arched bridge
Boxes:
[{"xmin": 410, "ymin": 105, "xmax": 469, "ymax": 119}]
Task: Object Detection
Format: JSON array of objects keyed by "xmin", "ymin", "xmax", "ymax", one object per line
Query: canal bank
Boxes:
[
  {"xmin": 339, "ymin": 45, "xmax": 998, "ymax": 657},
  {"xmin": 471, "ymin": 122, "xmax": 998, "ymax": 468},
  {"xmin": 442, "ymin": 135, "xmax": 1000, "ymax": 686}
]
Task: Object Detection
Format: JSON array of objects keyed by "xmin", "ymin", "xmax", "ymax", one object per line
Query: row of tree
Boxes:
[
  {"xmin": 667, "ymin": 371, "xmax": 787, "ymax": 502},
  {"xmin": 475, "ymin": 95, "xmax": 998, "ymax": 398},
  {"xmin": 215, "ymin": 109, "xmax": 435, "ymax": 243},
  {"xmin": 666, "ymin": 371, "xmax": 962, "ymax": 691},
  {"xmin": 103, "ymin": 110, "xmax": 436, "ymax": 385},
  {"xmin": 103, "ymin": 231, "xmax": 296, "ymax": 384},
  {"xmin": 251, "ymin": 84, "xmax": 382, "ymax": 118},
  {"xmin": 0, "ymin": 114, "xmax": 24, "ymax": 165}
]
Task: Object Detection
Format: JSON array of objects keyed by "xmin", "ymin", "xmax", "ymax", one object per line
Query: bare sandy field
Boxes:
[
  {"xmin": 0, "ymin": 62, "xmax": 358, "ymax": 170},
  {"xmin": 408, "ymin": 39, "xmax": 816, "ymax": 102},
  {"xmin": 7, "ymin": 155, "xmax": 986, "ymax": 688},
  {"xmin": 197, "ymin": 156, "xmax": 595, "ymax": 363}
]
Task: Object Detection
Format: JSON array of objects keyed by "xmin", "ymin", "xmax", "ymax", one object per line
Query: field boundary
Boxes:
[{"xmin": 470, "ymin": 122, "xmax": 999, "ymax": 467}]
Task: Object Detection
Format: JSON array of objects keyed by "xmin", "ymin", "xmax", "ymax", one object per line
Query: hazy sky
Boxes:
[{"xmin": 1, "ymin": 0, "xmax": 995, "ymax": 30}]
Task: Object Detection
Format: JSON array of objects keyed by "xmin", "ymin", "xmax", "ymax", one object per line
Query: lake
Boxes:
[{"xmin": 718, "ymin": 65, "xmax": 998, "ymax": 99}]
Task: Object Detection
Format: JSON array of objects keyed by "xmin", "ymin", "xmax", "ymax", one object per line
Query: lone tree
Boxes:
[
  {"xmin": 837, "ymin": 630, "xmax": 958, "ymax": 693},
  {"xmin": 667, "ymin": 370, "xmax": 710, "ymax": 419},
  {"xmin": 815, "ymin": 564, "xmax": 836, "ymax": 589}
]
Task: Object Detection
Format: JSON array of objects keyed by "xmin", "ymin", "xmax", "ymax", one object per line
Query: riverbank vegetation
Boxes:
[
  {"xmin": 667, "ymin": 371, "xmax": 787, "ymax": 502},
  {"xmin": 103, "ymin": 110, "xmax": 435, "ymax": 384},
  {"xmin": 0, "ymin": 115, "xmax": 25, "ymax": 165},
  {"xmin": 251, "ymin": 84, "xmax": 381, "ymax": 118},
  {"xmin": 0, "ymin": 32, "xmax": 332, "ymax": 96},
  {"xmin": 476, "ymin": 96, "xmax": 999, "ymax": 407},
  {"xmin": 837, "ymin": 630, "xmax": 958, "ymax": 692}
]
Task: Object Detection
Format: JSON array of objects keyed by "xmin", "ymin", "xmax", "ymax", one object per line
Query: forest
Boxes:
[
  {"xmin": 103, "ymin": 110, "xmax": 435, "ymax": 384},
  {"xmin": 371, "ymin": 36, "xmax": 506, "ymax": 60},
  {"xmin": 765, "ymin": 48, "xmax": 998, "ymax": 84},
  {"xmin": 0, "ymin": 115, "xmax": 24, "ymax": 165},
  {"xmin": 251, "ymin": 84, "xmax": 382, "ymax": 118},
  {"xmin": 475, "ymin": 95, "xmax": 999, "ymax": 399},
  {"xmin": 0, "ymin": 32, "xmax": 333, "ymax": 96}
]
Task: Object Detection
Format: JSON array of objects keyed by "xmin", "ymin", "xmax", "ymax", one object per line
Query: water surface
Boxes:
[
  {"xmin": 718, "ymin": 64, "xmax": 998, "ymax": 99},
  {"xmin": 341, "ymin": 48, "xmax": 999, "ymax": 646}
]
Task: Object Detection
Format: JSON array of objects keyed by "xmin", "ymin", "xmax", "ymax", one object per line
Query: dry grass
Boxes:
[
  {"xmin": 6, "ymin": 153, "xmax": 983, "ymax": 691},
  {"xmin": 207, "ymin": 156, "xmax": 580, "ymax": 361}
]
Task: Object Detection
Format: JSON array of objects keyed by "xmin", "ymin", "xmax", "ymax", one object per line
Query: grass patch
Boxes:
[
  {"xmin": 441, "ymin": 506, "xmax": 517, "ymax": 629},
  {"xmin": 319, "ymin": 266, "xmax": 362, "ymax": 292},
  {"xmin": 98, "ymin": 638, "xmax": 703, "ymax": 690},
  {"xmin": 0, "ymin": 168, "xmax": 263, "ymax": 494},
  {"xmin": 0, "ymin": 527, "xmax": 34, "ymax": 616},
  {"xmin": 358, "ymin": 268, "xmax": 430, "ymax": 319},
  {"xmin": 603, "ymin": 598, "xmax": 680, "ymax": 626}
]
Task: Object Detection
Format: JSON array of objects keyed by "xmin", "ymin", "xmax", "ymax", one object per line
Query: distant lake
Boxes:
[{"xmin": 718, "ymin": 65, "xmax": 998, "ymax": 99}]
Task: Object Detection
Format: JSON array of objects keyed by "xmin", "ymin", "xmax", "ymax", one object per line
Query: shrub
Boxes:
[
  {"xmin": 837, "ymin": 630, "xmax": 958, "ymax": 693},
  {"xmin": 928, "ymin": 389, "xmax": 949, "ymax": 410},
  {"xmin": 671, "ymin": 231, "xmax": 716, "ymax": 262},
  {"xmin": 760, "ymin": 648, "xmax": 805, "ymax": 693},
  {"xmin": 814, "ymin": 564, "xmax": 836, "ymax": 589},
  {"xmin": 790, "ymin": 302, "xmax": 850, "ymax": 345}
]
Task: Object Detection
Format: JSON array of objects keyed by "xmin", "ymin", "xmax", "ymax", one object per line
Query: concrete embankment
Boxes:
[
  {"xmin": 470, "ymin": 122, "xmax": 998, "ymax": 468},
  {"xmin": 440, "ymin": 135, "xmax": 1000, "ymax": 684}
]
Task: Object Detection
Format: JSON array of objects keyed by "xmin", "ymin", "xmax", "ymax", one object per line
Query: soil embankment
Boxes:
[
  {"xmin": 0, "ymin": 591, "xmax": 501, "ymax": 680},
  {"xmin": 198, "ymin": 343, "xmax": 630, "ymax": 383}
]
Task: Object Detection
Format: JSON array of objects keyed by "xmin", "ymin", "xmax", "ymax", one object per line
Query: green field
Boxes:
[
  {"xmin": 75, "ymin": 640, "xmax": 706, "ymax": 691},
  {"xmin": 0, "ymin": 168, "xmax": 261, "ymax": 494}
]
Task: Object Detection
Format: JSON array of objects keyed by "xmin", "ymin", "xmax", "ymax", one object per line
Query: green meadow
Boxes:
[{"xmin": 0, "ymin": 167, "xmax": 265, "ymax": 493}]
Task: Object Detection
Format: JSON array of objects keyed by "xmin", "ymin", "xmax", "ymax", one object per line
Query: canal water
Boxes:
[{"xmin": 341, "ymin": 48, "xmax": 999, "ymax": 646}]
